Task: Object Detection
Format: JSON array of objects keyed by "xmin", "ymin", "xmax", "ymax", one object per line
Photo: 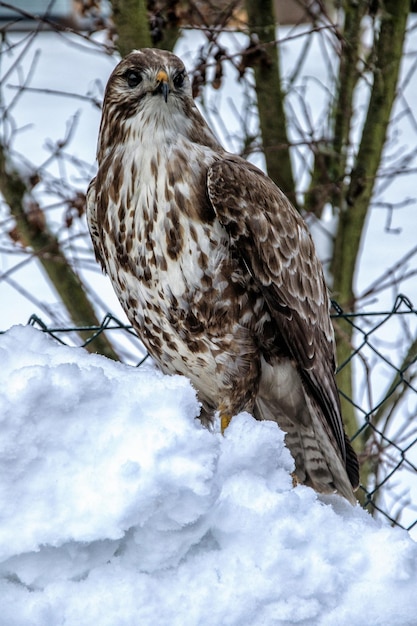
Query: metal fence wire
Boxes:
[{"xmin": 18, "ymin": 294, "xmax": 417, "ymax": 534}]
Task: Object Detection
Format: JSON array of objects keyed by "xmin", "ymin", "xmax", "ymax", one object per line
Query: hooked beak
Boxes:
[{"xmin": 156, "ymin": 69, "xmax": 169, "ymax": 103}]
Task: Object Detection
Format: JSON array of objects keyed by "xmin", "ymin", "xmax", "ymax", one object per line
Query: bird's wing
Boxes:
[
  {"xmin": 86, "ymin": 177, "xmax": 106, "ymax": 272},
  {"xmin": 207, "ymin": 155, "xmax": 358, "ymax": 488}
]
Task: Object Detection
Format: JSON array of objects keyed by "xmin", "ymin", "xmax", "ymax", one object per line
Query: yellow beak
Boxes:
[{"xmin": 156, "ymin": 69, "xmax": 169, "ymax": 103}]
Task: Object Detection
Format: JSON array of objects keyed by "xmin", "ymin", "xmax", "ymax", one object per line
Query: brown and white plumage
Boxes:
[{"xmin": 87, "ymin": 48, "xmax": 359, "ymax": 503}]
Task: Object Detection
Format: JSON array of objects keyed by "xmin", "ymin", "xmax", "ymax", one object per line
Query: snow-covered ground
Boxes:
[{"xmin": 1, "ymin": 324, "xmax": 417, "ymax": 626}]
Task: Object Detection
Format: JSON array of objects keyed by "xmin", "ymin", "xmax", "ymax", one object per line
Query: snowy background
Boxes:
[
  {"xmin": 1, "ymin": 11, "xmax": 417, "ymax": 625},
  {"xmin": 1, "ymin": 325, "xmax": 417, "ymax": 626}
]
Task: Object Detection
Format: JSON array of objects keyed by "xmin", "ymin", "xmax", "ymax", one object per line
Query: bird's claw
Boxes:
[{"xmin": 220, "ymin": 413, "xmax": 232, "ymax": 434}]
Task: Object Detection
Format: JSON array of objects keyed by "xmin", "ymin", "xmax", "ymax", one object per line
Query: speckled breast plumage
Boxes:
[{"xmin": 92, "ymin": 135, "xmax": 268, "ymax": 419}]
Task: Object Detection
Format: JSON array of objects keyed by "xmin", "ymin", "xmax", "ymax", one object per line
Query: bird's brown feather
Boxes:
[{"xmin": 87, "ymin": 48, "xmax": 359, "ymax": 503}]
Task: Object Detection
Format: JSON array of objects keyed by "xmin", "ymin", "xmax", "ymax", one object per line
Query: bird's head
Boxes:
[
  {"xmin": 104, "ymin": 48, "xmax": 192, "ymax": 109},
  {"xmin": 97, "ymin": 48, "xmax": 197, "ymax": 158}
]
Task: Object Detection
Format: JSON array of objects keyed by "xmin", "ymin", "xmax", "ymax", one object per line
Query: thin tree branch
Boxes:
[{"xmin": 0, "ymin": 142, "xmax": 119, "ymax": 360}]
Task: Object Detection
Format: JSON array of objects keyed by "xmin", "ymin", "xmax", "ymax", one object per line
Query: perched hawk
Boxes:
[{"xmin": 87, "ymin": 48, "xmax": 359, "ymax": 504}]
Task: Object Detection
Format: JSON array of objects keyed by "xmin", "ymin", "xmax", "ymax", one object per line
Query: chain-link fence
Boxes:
[
  {"xmin": 6, "ymin": 294, "xmax": 417, "ymax": 535},
  {"xmin": 331, "ymin": 294, "xmax": 417, "ymax": 533}
]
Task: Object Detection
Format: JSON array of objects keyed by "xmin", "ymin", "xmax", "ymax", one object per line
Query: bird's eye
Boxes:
[
  {"xmin": 173, "ymin": 71, "xmax": 185, "ymax": 89},
  {"xmin": 125, "ymin": 70, "xmax": 142, "ymax": 88}
]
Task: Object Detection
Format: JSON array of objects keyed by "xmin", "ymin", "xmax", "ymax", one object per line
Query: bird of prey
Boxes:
[{"xmin": 87, "ymin": 48, "xmax": 359, "ymax": 504}]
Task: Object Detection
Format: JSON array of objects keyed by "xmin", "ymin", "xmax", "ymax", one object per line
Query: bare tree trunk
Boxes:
[
  {"xmin": 305, "ymin": 1, "xmax": 367, "ymax": 216},
  {"xmin": 111, "ymin": 0, "xmax": 152, "ymax": 56},
  {"xmin": 245, "ymin": 0, "xmax": 297, "ymax": 205},
  {"xmin": 331, "ymin": 0, "xmax": 409, "ymax": 485},
  {"xmin": 333, "ymin": 0, "xmax": 409, "ymax": 308}
]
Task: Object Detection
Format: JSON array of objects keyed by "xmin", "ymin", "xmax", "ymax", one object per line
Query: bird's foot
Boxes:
[
  {"xmin": 291, "ymin": 472, "xmax": 300, "ymax": 488},
  {"xmin": 220, "ymin": 413, "xmax": 232, "ymax": 434}
]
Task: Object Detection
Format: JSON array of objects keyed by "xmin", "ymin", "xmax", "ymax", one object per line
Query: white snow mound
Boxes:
[{"xmin": 0, "ymin": 325, "xmax": 416, "ymax": 626}]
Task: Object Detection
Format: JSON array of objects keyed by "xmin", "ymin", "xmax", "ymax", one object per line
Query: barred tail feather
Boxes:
[{"xmin": 254, "ymin": 396, "xmax": 357, "ymax": 505}]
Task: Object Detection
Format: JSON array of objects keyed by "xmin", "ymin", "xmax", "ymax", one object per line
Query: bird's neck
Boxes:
[{"xmin": 97, "ymin": 100, "xmax": 222, "ymax": 165}]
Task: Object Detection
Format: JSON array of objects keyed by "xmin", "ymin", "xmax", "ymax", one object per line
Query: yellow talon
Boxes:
[
  {"xmin": 220, "ymin": 413, "xmax": 232, "ymax": 434},
  {"xmin": 291, "ymin": 472, "xmax": 300, "ymax": 488}
]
